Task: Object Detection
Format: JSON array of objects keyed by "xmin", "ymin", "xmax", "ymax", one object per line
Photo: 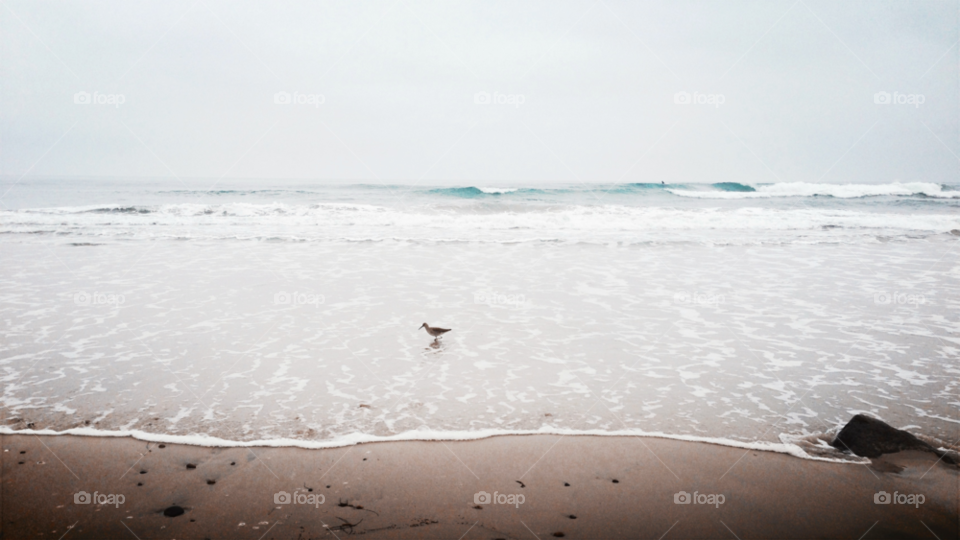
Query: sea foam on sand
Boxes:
[{"xmin": 0, "ymin": 425, "xmax": 864, "ymax": 463}]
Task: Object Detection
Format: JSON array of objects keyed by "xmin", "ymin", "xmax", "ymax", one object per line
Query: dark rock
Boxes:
[
  {"xmin": 831, "ymin": 415, "xmax": 956, "ymax": 465},
  {"xmin": 163, "ymin": 506, "xmax": 185, "ymax": 517}
]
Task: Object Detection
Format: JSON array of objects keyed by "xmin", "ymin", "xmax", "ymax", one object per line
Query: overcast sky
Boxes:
[{"xmin": 2, "ymin": 0, "xmax": 958, "ymax": 185}]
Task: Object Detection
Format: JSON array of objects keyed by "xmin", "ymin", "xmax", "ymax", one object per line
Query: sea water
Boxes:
[{"xmin": 1, "ymin": 179, "xmax": 958, "ymax": 459}]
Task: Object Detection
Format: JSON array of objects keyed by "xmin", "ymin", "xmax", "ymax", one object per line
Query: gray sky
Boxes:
[{"xmin": 2, "ymin": 0, "xmax": 958, "ymax": 185}]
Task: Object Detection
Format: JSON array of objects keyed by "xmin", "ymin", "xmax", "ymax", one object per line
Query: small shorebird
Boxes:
[{"xmin": 419, "ymin": 323, "xmax": 451, "ymax": 342}]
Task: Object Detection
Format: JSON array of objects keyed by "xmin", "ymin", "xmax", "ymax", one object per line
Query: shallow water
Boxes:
[{"xmin": 1, "ymin": 180, "xmax": 958, "ymax": 457}]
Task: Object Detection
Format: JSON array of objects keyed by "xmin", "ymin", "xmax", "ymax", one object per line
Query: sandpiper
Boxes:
[{"xmin": 419, "ymin": 323, "xmax": 451, "ymax": 342}]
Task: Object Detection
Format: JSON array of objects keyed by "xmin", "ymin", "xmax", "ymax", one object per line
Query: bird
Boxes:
[{"xmin": 419, "ymin": 323, "xmax": 451, "ymax": 342}]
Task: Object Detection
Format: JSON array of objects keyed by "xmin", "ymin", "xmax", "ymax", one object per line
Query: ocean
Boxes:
[{"xmin": 1, "ymin": 179, "xmax": 958, "ymax": 460}]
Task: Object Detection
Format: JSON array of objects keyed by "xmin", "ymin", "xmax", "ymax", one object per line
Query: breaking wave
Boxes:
[{"xmin": 669, "ymin": 182, "xmax": 959, "ymax": 199}]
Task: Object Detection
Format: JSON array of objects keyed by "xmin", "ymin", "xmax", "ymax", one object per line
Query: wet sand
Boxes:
[{"xmin": 1, "ymin": 434, "xmax": 957, "ymax": 539}]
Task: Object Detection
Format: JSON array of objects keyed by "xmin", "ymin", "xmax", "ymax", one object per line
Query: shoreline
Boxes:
[
  {"xmin": 3, "ymin": 433, "xmax": 957, "ymax": 539},
  {"xmin": 0, "ymin": 426, "xmax": 866, "ymax": 463}
]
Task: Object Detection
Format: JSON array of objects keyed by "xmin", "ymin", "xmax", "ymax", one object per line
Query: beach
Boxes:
[
  {"xmin": 3, "ymin": 433, "xmax": 957, "ymax": 539},
  {"xmin": 4, "ymin": 0, "xmax": 960, "ymax": 536}
]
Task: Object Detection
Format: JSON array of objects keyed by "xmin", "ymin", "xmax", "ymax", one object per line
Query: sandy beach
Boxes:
[
  {"xmin": 3, "ymin": 1, "xmax": 960, "ymax": 538},
  {"xmin": 2, "ymin": 433, "xmax": 956, "ymax": 539}
]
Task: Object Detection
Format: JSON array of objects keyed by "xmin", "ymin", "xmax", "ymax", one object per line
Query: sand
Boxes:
[{"xmin": 1, "ymin": 434, "xmax": 957, "ymax": 539}]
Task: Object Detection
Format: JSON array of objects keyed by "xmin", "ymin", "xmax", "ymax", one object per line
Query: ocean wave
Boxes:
[
  {"xmin": 419, "ymin": 182, "xmax": 958, "ymax": 199},
  {"xmin": 569, "ymin": 183, "xmax": 753, "ymax": 193},
  {"xmin": 429, "ymin": 184, "xmax": 673, "ymax": 196},
  {"xmin": 429, "ymin": 186, "xmax": 545, "ymax": 197},
  {"xmin": 3, "ymin": 204, "xmax": 957, "ymax": 230},
  {"xmin": 130, "ymin": 182, "xmax": 960, "ymax": 201},
  {"xmin": 669, "ymin": 182, "xmax": 959, "ymax": 199},
  {"xmin": 712, "ymin": 182, "xmax": 756, "ymax": 192},
  {"xmin": 2, "ymin": 204, "xmax": 957, "ymax": 245},
  {"xmin": 13, "ymin": 202, "xmax": 385, "ymax": 216}
]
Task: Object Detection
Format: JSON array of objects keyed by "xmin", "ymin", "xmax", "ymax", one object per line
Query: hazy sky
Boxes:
[{"xmin": 2, "ymin": 0, "xmax": 958, "ymax": 185}]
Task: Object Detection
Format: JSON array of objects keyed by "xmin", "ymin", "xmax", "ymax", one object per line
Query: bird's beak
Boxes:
[{"xmin": 418, "ymin": 324, "xmax": 425, "ymax": 329}]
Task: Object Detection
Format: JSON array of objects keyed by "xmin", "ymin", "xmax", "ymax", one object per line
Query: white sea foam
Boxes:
[
  {"xmin": 1, "ymin": 204, "xmax": 956, "ymax": 244},
  {"xmin": 4, "ymin": 238, "xmax": 956, "ymax": 451},
  {"xmin": 2, "ymin": 181, "xmax": 957, "ymax": 458},
  {"xmin": 0, "ymin": 425, "xmax": 864, "ymax": 463}
]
